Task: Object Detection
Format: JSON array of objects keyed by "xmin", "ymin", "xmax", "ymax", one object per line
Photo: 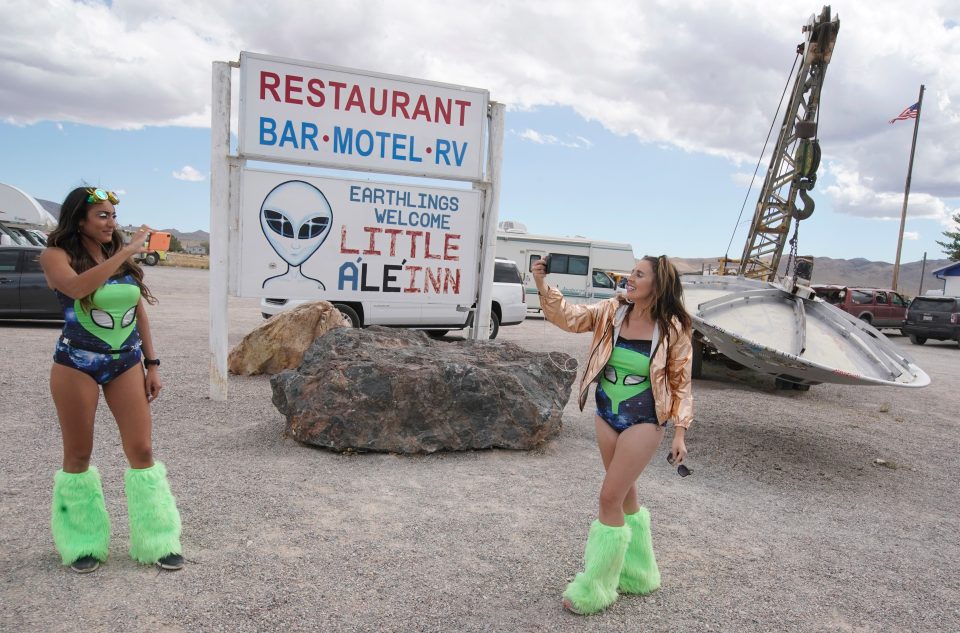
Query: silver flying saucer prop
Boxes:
[{"xmin": 682, "ymin": 275, "xmax": 930, "ymax": 388}]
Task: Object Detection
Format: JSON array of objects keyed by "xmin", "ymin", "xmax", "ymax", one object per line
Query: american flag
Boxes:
[{"xmin": 888, "ymin": 102, "xmax": 919, "ymax": 124}]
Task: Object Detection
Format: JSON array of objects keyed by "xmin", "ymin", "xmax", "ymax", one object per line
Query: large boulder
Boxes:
[
  {"xmin": 228, "ymin": 301, "xmax": 349, "ymax": 375},
  {"xmin": 271, "ymin": 326, "xmax": 578, "ymax": 453}
]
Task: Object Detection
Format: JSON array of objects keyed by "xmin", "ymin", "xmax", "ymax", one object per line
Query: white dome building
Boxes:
[{"xmin": 0, "ymin": 182, "xmax": 57, "ymax": 229}]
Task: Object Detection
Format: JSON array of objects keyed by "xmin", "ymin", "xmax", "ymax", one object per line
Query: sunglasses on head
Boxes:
[
  {"xmin": 666, "ymin": 452, "xmax": 692, "ymax": 477},
  {"xmin": 86, "ymin": 188, "xmax": 120, "ymax": 205}
]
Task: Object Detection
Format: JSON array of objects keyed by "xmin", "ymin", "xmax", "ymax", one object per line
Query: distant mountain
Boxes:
[
  {"xmin": 143, "ymin": 226, "xmax": 953, "ymax": 295},
  {"xmin": 29, "ymin": 201, "xmax": 205, "ymax": 240},
  {"xmin": 673, "ymin": 255, "xmax": 953, "ymax": 297},
  {"xmin": 808, "ymin": 256, "xmax": 952, "ymax": 296},
  {"xmin": 37, "ymin": 199, "xmax": 60, "ymax": 219},
  {"xmin": 160, "ymin": 228, "xmax": 209, "ymax": 244},
  {"xmin": 117, "ymin": 226, "xmax": 209, "ymax": 247}
]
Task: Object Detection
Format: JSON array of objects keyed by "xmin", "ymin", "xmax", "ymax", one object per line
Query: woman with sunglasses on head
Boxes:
[
  {"xmin": 38, "ymin": 187, "xmax": 183, "ymax": 574},
  {"xmin": 532, "ymin": 254, "xmax": 693, "ymax": 615}
]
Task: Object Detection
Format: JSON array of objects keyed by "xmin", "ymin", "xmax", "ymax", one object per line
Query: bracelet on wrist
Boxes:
[{"xmin": 143, "ymin": 357, "xmax": 160, "ymax": 368}]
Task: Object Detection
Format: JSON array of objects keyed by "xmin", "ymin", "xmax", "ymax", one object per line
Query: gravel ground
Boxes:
[{"xmin": 1, "ymin": 266, "xmax": 958, "ymax": 633}]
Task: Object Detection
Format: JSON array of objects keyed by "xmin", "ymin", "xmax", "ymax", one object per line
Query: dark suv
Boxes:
[
  {"xmin": 903, "ymin": 296, "xmax": 960, "ymax": 346},
  {"xmin": 0, "ymin": 245, "xmax": 60, "ymax": 319}
]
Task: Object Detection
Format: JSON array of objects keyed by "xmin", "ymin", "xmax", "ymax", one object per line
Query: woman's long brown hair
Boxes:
[
  {"xmin": 46, "ymin": 187, "xmax": 157, "ymax": 311},
  {"xmin": 639, "ymin": 255, "xmax": 691, "ymax": 347}
]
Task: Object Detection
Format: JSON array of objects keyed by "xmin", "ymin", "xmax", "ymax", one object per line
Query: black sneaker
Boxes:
[
  {"xmin": 70, "ymin": 555, "xmax": 100, "ymax": 574},
  {"xmin": 156, "ymin": 553, "xmax": 184, "ymax": 571}
]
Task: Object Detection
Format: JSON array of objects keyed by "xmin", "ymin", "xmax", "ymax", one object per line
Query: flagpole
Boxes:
[{"xmin": 892, "ymin": 84, "xmax": 925, "ymax": 292}]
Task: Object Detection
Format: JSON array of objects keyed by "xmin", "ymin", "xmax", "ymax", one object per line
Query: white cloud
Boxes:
[
  {"xmin": 172, "ymin": 166, "xmax": 205, "ymax": 182},
  {"xmin": 515, "ymin": 128, "xmax": 591, "ymax": 148},
  {"xmin": 730, "ymin": 171, "xmax": 759, "ymax": 188},
  {"xmin": 0, "ymin": 0, "xmax": 957, "ymax": 209},
  {"xmin": 824, "ymin": 162, "xmax": 953, "ymax": 222},
  {"xmin": 517, "ymin": 129, "xmax": 554, "ymax": 145},
  {"xmin": 904, "ymin": 231, "xmax": 920, "ymax": 241}
]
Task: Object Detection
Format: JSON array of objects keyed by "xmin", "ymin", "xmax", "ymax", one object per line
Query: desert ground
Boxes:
[{"xmin": 1, "ymin": 266, "xmax": 957, "ymax": 632}]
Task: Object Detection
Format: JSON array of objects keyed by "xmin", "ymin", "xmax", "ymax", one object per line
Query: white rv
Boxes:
[{"xmin": 495, "ymin": 224, "xmax": 635, "ymax": 311}]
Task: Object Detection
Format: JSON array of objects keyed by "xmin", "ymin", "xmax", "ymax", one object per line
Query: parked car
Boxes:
[
  {"xmin": 903, "ymin": 296, "xmax": 960, "ymax": 346},
  {"xmin": 811, "ymin": 285, "xmax": 908, "ymax": 330},
  {"xmin": 0, "ymin": 245, "xmax": 61, "ymax": 319},
  {"xmin": 260, "ymin": 258, "xmax": 527, "ymax": 339}
]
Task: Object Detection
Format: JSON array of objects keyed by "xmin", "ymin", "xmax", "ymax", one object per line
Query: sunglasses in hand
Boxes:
[{"xmin": 666, "ymin": 452, "xmax": 692, "ymax": 477}]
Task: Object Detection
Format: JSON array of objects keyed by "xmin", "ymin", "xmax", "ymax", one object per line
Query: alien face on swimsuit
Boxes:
[
  {"xmin": 73, "ymin": 283, "xmax": 142, "ymax": 352},
  {"xmin": 600, "ymin": 346, "xmax": 651, "ymax": 414},
  {"xmin": 259, "ymin": 180, "xmax": 333, "ymax": 267}
]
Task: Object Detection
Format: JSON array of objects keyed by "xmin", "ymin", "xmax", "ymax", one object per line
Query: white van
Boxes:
[
  {"xmin": 495, "ymin": 228, "xmax": 635, "ymax": 311},
  {"xmin": 260, "ymin": 257, "xmax": 527, "ymax": 339}
]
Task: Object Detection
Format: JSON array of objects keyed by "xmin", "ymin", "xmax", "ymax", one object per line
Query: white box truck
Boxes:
[{"xmin": 495, "ymin": 225, "xmax": 635, "ymax": 311}]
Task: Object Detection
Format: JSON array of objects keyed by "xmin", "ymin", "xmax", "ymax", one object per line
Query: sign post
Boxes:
[
  {"xmin": 210, "ymin": 52, "xmax": 501, "ymax": 398},
  {"xmin": 209, "ymin": 61, "xmax": 232, "ymax": 401},
  {"xmin": 470, "ymin": 103, "xmax": 504, "ymax": 340}
]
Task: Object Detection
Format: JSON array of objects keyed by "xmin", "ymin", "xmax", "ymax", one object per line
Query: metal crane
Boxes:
[{"xmin": 734, "ymin": 6, "xmax": 840, "ymax": 281}]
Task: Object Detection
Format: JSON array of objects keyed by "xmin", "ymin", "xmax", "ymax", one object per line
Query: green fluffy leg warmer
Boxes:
[
  {"xmin": 51, "ymin": 467, "xmax": 111, "ymax": 565},
  {"xmin": 124, "ymin": 461, "xmax": 182, "ymax": 564},
  {"xmin": 619, "ymin": 507, "xmax": 661, "ymax": 595},
  {"xmin": 562, "ymin": 520, "xmax": 632, "ymax": 615}
]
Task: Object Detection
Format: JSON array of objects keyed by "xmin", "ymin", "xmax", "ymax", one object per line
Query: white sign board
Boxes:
[
  {"xmin": 238, "ymin": 52, "xmax": 488, "ymax": 180},
  {"xmin": 238, "ymin": 168, "xmax": 481, "ymax": 304}
]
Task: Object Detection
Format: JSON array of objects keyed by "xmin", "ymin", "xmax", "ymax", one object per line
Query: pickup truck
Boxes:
[{"xmin": 811, "ymin": 285, "xmax": 908, "ymax": 331}]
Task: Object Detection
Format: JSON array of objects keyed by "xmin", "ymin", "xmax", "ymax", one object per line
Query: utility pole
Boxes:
[{"xmin": 918, "ymin": 251, "xmax": 927, "ymax": 296}]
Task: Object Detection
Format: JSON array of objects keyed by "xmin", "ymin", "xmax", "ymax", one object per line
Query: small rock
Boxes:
[{"xmin": 228, "ymin": 301, "xmax": 348, "ymax": 375}]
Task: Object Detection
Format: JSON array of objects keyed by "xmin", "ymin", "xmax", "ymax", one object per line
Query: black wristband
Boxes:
[{"xmin": 143, "ymin": 357, "xmax": 160, "ymax": 367}]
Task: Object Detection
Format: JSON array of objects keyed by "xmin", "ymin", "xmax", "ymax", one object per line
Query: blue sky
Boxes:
[{"xmin": 1, "ymin": 0, "xmax": 957, "ymax": 264}]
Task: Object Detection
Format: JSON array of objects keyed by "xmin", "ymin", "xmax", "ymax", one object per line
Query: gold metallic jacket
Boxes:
[{"xmin": 539, "ymin": 285, "xmax": 694, "ymax": 429}]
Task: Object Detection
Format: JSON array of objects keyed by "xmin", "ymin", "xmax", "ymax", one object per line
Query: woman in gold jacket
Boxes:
[{"xmin": 533, "ymin": 254, "xmax": 693, "ymax": 615}]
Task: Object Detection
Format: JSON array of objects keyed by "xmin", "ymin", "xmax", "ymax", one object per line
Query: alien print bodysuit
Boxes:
[
  {"xmin": 53, "ymin": 275, "xmax": 143, "ymax": 385},
  {"xmin": 595, "ymin": 337, "xmax": 659, "ymax": 432}
]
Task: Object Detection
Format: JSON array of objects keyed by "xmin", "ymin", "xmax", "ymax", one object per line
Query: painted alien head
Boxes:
[{"xmin": 259, "ymin": 180, "xmax": 333, "ymax": 267}]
